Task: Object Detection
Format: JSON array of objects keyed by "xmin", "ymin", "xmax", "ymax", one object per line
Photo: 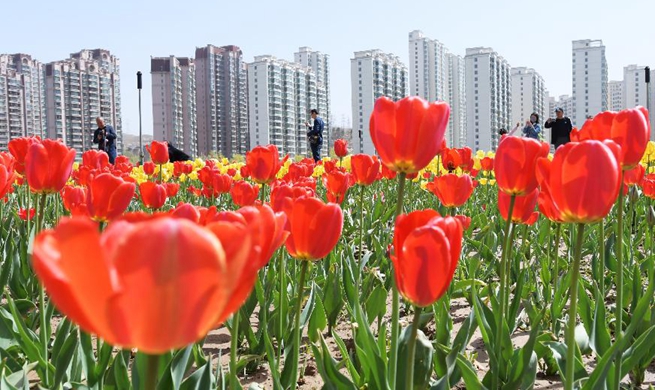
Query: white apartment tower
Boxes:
[
  {"xmin": 511, "ymin": 67, "xmax": 546, "ymax": 136},
  {"xmin": 195, "ymin": 45, "xmax": 249, "ymax": 158},
  {"xmin": 45, "ymin": 49, "xmax": 122, "ymax": 154},
  {"xmin": 572, "ymin": 39, "xmax": 608, "ymax": 127},
  {"xmin": 623, "ymin": 65, "xmax": 655, "ymax": 134},
  {"xmin": 294, "ymin": 47, "xmax": 330, "ymax": 147},
  {"xmin": 0, "ymin": 54, "xmax": 46, "ymax": 150},
  {"xmin": 609, "ymin": 80, "xmax": 625, "ymax": 112},
  {"xmin": 248, "ymin": 55, "xmax": 318, "ymax": 157},
  {"xmin": 151, "ymin": 56, "xmax": 197, "ymax": 157},
  {"xmin": 465, "ymin": 47, "xmax": 511, "ymax": 151},
  {"xmin": 351, "ymin": 50, "xmax": 408, "ymax": 154},
  {"xmin": 447, "ymin": 53, "xmax": 467, "ymax": 147}
]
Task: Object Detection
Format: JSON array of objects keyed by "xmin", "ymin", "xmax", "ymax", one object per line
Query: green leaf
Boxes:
[
  {"xmin": 621, "ymin": 325, "xmax": 655, "ymax": 379},
  {"xmin": 53, "ymin": 326, "xmax": 79, "ymax": 388},
  {"xmin": 180, "ymin": 356, "xmax": 214, "ymax": 390},
  {"xmin": 365, "ymin": 285, "xmax": 387, "ymax": 323},
  {"xmin": 454, "ymin": 353, "xmax": 487, "ymax": 390},
  {"xmin": 311, "ymin": 334, "xmax": 357, "ymax": 390},
  {"xmin": 308, "ymin": 288, "xmax": 327, "ymax": 343},
  {"xmin": 544, "ymin": 341, "xmax": 588, "ymax": 385},
  {"xmin": 157, "ymin": 346, "xmax": 193, "ymax": 390},
  {"xmin": 589, "ymin": 286, "xmax": 611, "ymax": 357}
]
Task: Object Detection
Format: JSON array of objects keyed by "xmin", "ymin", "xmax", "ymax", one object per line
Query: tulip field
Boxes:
[{"xmin": 0, "ymin": 97, "xmax": 654, "ymax": 390}]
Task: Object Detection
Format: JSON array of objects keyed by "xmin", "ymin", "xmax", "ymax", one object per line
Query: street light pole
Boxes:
[
  {"xmin": 137, "ymin": 71, "xmax": 144, "ymax": 164},
  {"xmin": 646, "ymin": 67, "xmax": 652, "ymax": 141}
]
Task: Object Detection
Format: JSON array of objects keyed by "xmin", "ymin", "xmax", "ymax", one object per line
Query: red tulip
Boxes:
[
  {"xmin": 323, "ymin": 160, "xmax": 337, "ymax": 174},
  {"xmin": 139, "ymin": 182, "xmax": 167, "ymax": 209},
  {"xmin": 322, "ymin": 171, "xmax": 354, "ymax": 204},
  {"xmin": 426, "ymin": 174, "xmax": 474, "ymax": 208},
  {"xmin": 32, "ymin": 216, "xmax": 252, "ymax": 354},
  {"xmin": 494, "ymin": 136, "xmax": 549, "ymax": 196},
  {"xmin": 18, "ymin": 208, "xmax": 36, "ymax": 221},
  {"xmin": 624, "ymin": 164, "xmax": 645, "ymax": 186},
  {"xmin": 82, "ymin": 150, "xmax": 110, "ymax": 170},
  {"xmin": 334, "ymin": 139, "xmax": 348, "ymax": 158},
  {"xmin": 165, "ymin": 183, "xmax": 180, "ymax": 197},
  {"xmin": 284, "ymin": 197, "xmax": 343, "ymax": 261},
  {"xmin": 536, "ymin": 140, "xmax": 621, "ymax": 223},
  {"xmin": 371, "ymin": 97, "xmax": 449, "ymax": 173},
  {"xmin": 370, "ymin": 96, "xmax": 449, "ymax": 174},
  {"xmin": 642, "ymin": 178, "xmax": 655, "ymax": 199},
  {"xmin": 143, "ymin": 161, "xmax": 156, "ymax": 176},
  {"xmin": 391, "ymin": 210, "xmax": 463, "ymax": 307},
  {"xmin": 480, "ymin": 157, "xmax": 494, "ymax": 172},
  {"xmin": 351, "ymin": 154, "xmax": 381, "ymax": 186},
  {"xmin": 8, "ymin": 136, "xmax": 40, "ymax": 175},
  {"xmin": 170, "ymin": 203, "xmax": 201, "ymax": 223},
  {"xmin": 0, "ymin": 156, "xmax": 16, "ymax": 199},
  {"xmin": 498, "ymin": 188, "xmax": 540, "ymax": 225},
  {"xmin": 441, "ymin": 147, "xmax": 472, "ymax": 172},
  {"xmin": 246, "ymin": 145, "xmax": 281, "ymax": 184},
  {"xmin": 269, "ymin": 183, "xmax": 315, "ymax": 213},
  {"xmin": 61, "ymin": 186, "xmax": 89, "ymax": 217},
  {"xmin": 381, "ymin": 164, "xmax": 397, "ymax": 180},
  {"xmin": 611, "ymin": 107, "xmax": 650, "ymax": 169},
  {"xmin": 25, "ymin": 139, "xmax": 76, "ymax": 194},
  {"xmin": 571, "ymin": 112, "xmax": 615, "ymax": 142},
  {"xmin": 146, "ymin": 141, "xmax": 169, "ymax": 165},
  {"xmin": 87, "ymin": 173, "xmax": 136, "ymax": 222},
  {"xmin": 230, "ymin": 181, "xmax": 260, "ymax": 207}
]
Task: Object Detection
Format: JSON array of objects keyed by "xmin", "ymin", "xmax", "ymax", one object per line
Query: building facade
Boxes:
[
  {"xmin": 465, "ymin": 47, "xmax": 511, "ymax": 151},
  {"xmin": 609, "ymin": 80, "xmax": 625, "ymax": 112},
  {"xmin": 447, "ymin": 53, "xmax": 467, "ymax": 147},
  {"xmin": 572, "ymin": 39, "xmax": 608, "ymax": 127},
  {"xmin": 511, "ymin": 67, "xmax": 546, "ymax": 138},
  {"xmin": 45, "ymin": 49, "xmax": 122, "ymax": 154},
  {"xmin": 150, "ymin": 56, "xmax": 197, "ymax": 157},
  {"xmin": 294, "ymin": 47, "xmax": 330, "ymax": 148},
  {"xmin": 248, "ymin": 55, "xmax": 318, "ymax": 157},
  {"xmin": 0, "ymin": 54, "xmax": 46, "ymax": 150},
  {"xmin": 351, "ymin": 50, "xmax": 408, "ymax": 154},
  {"xmin": 195, "ymin": 45, "xmax": 248, "ymax": 158}
]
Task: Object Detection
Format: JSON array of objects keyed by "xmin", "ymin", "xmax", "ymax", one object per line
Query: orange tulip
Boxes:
[
  {"xmin": 8, "ymin": 136, "xmax": 40, "ymax": 175},
  {"xmin": 206, "ymin": 205, "xmax": 288, "ymax": 323},
  {"xmin": 25, "ymin": 139, "xmax": 76, "ymax": 194},
  {"xmin": 322, "ymin": 171, "xmax": 354, "ymax": 204},
  {"xmin": 246, "ymin": 145, "xmax": 281, "ymax": 184},
  {"xmin": 139, "ymin": 182, "xmax": 167, "ymax": 210},
  {"xmin": 351, "ymin": 154, "xmax": 381, "ymax": 186},
  {"xmin": 426, "ymin": 174, "xmax": 474, "ymax": 208},
  {"xmin": 61, "ymin": 186, "xmax": 89, "ymax": 217},
  {"xmin": 284, "ymin": 197, "xmax": 343, "ymax": 261},
  {"xmin": 391, "ymin": 210, "xmax": 463, "ymax": 307},
  {"xmin": 370, "ymin": 96, "xmax": 449, "ymax": 174},
  {"xmin": 82, "ymin": 149, "xmax": 110, "ymax": 170},
  {"xmin": 480, "ymin": 157, "xmax": 494, "ymax": 172},
  {"xmin": 334, "ymin": 139, "xmax": 348, "ymax": 158},
  {"xmin": 32, "ymin": 216, "xmax": 253, "ymax": 353},
  {"xmin": 494, "ymin": 136, "xmax": 549, "ymax": 196},
  {"xmin": 87, "ymin": 173, "xmax": 135, "ymax": 222},
  {"xmin": 230, "ymin": 180, "xmax": 260, "ymax": 207},
  {"xmin": 498, "ymin": 188, "xmax": 540, "ymax": 225},
  {"xmin": 537, "ymin": 140, "xmax": 621, "ymax": 223},
  {"xmin": 146, "ymin": 141, "xmax": 169, "ymax": 165}
]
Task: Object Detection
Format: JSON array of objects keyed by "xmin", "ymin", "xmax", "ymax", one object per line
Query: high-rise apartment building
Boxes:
[
  {"xmin": 609, "ymin": 80, "xmax": 625, "ymax": 112},
  {"xmin": 150, "ymin": 56, "xmax": 197, "ymax": 157},
  {"xmin": 248, "ymin": 55, "xmax": 318, "ymax": 157},
  {"xmin": 572, "ymin": 39, "xmax": 608, "ymax": 127},
  {"xmin": 195, "ymin": 45, "xmax": 248, "ymax": 158},
  {"xmin": 44, "ymin": 49, "xmax": 122, "ymax": 154},
  {"xmin": 0, "ymin": 54, "xmax": 46, "ymax": 150},
  {"xmin": 623, "ymin": 65, "xmax": 655, "ymax": 135},
  {"xmin": 447, "ymin": 53, "xmax": 467, "ymax": 147},
  {"xmin": 408, "ymin": 31, "xmax": 466, "ymax": 147},
  {"xmin": 511, "ymin": 67, "xmax": 546, "ymax": 134},
  {"xmin": 294, "ymin": 47, "xmax": 331, "ymax": 147},
  {"xmin": 351, "ymin": 50, "xmax": 408, "ymax": 154},
  {"xmin": 465, "ymin": 47, "xmax": 511, "ymax": 151}
]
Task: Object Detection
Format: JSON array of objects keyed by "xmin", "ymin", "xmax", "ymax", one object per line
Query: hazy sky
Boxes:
[{"xmin": 3, "ymin": 0, "xmax": 653, "ymax": 135}]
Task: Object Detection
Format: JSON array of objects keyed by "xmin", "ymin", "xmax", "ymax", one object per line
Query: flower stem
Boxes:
[
  {"xmin": 145, "ymin": 354, "xmax": 160, "ymax": 390},
  {"xmin": 36, "ymin": 193, "xmax": 48, "ymax": 386},
  {"xmin": 405, "ymin": 306, "xmax": 423, "ymax": 390},
  {"xmin": 356, "ymin": 184, "xmax": 366, "ymax": 308},
  {"xmin": 230, "ymin": 308, "xmax": 241, "ymax": 388},
  {"xmin": 565, "ymin": 223, "xmax": 585, "ymax": 390},
  {"xmin": 613, "ymin": 171, "xmax": 625, "ymax": 389},
  {"xmin": 552, "ymin": 222, "xmax": 562, "ymax": 335},
  {"xmin": 278, "ymin": 251, "xmax": 286, "ymax": 362},
  {"xmin": 493, "ymin": 193, "xmax": 516, "ymax": 390},
  {"xmin": 291, "ymin": 261, "xmax": 310, "ymax": 387},
  {"xmin": 390, "ymin": 172, "xmax": 407, "ymax": 389}
]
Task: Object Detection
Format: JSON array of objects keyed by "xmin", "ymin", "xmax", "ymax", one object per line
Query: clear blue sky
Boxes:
[{"xmin": 3, "ymin": 0, "xmax": 653, "ymax": 135}]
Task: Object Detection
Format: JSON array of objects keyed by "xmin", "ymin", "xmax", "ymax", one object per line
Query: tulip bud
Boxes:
[
  {"xmin": 628, "ymin": 185, "xmax": 640, "ymax": 204},
  {"xmin": 647, "ymin": 206, "xmax": 655, "ymax": 228}
]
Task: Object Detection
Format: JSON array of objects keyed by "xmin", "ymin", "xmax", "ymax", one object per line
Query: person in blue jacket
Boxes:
[
  {"xmin": 94, "ymin": 117, "xmax": 117, "ymax": 164},
  {"xmin": 522, "ymin": 112, "xmax": 542, "ymax": 140},
  {"xmin": 304, "ymin": 109, "xmax": 325, "ymax": 162}
]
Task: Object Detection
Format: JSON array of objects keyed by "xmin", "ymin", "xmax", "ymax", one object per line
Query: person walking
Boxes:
[
  {"xmin": 94, "ymin": 117, "xmax": 117, "ymax": 164},
  {"xmin": 305, "ymin": 109, "xmax": 325, "ymax": 162},
  {"xmin": 544, "ymin": 107, "xmax": 573, "ymax": 149}
]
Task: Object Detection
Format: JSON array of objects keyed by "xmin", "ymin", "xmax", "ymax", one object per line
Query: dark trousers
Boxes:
[
  {"xmin": 106, "ymin": 147, "xmax": 117, "ymax": 164},
  {"xmin": 311, "ymin": 143, "xmax": 322, "ymax": 162},
  {"xmin": 553, "ymin": 137, "xmax": 569, "ymax": 150}
]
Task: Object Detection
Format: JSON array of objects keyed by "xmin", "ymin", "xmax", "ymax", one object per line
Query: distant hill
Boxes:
[{"xmin": 122, "ymin": 133, "xmax": 153, "ymax": 149}]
